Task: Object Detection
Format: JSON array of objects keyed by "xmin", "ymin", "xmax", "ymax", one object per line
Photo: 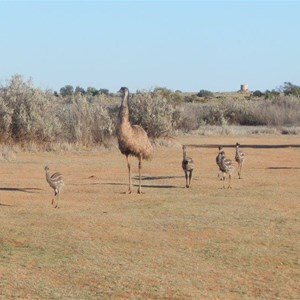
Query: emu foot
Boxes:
[{"xmin": 122, "ymin": 189, "xmax": 132, "ymax": 194}]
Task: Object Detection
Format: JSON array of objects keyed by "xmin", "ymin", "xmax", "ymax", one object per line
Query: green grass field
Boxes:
[{"xmin": 1, "ymin": 134, "xmax": 300, "ymax": 299}]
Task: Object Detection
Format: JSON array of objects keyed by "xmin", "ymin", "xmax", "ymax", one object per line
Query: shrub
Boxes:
[
  {"xmin": 252, "ymin": 90, "xmax": 264, "ymax": 97},
  {"xmin": 265, "ymin": 89, "xmax": 280, "ymax": 99},
  {"xmin": 129, "ymin": 91, "xmax": 177, "ymax": 138},
  {"xmin": 60, "ymin": 85, "xmax": 74, "ymax": 96},
  {"xmin": 281, "ymin": 82, "xmax": 300, "ymax": 97},
  {"xmin": 0, "ymin": 75, "xmax": 116, "ymax": 147},
  {"xmin": 197, "ymin": 90, "xmax": 214, "ymax": 98},
  {"xmin": 152, "ymin": 87, "xmax": 184, "ymax": 104},
  {"xmin": 179, "ymin": 95, "xmax": 300, "ymax": 132}
]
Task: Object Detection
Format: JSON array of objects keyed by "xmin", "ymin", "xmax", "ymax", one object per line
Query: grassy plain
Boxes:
[{"xmin": 0, "ymin": 134, "xmax": 300, "ymax": 299}]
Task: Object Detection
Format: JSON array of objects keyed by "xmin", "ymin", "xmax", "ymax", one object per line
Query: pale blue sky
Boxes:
[{"xmin": 0, "ymin": 1, "xmax": 299, "ymax": 92}]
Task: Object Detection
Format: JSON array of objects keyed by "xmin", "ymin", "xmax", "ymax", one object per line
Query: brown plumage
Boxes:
[
  {"xmin": 216, "ymin": 146, "xmax": 223, "ymax": 179},
  {"xmin": 182, "ymin": 145, "xmax": 194, "ymax": 188},
  {"xmin": 219, "ymin": 151, "xmax": 234, "ymax": 189},
  {"xmin": 44, "ymin": 166, "xmax": 64, "ymax": 208},
  {"xmin": 235, "ymin": 142, "xmax": 246, "ymax": 179},
  {"xmin": 116, "ymin": 87, "xmax": 153, "ymax": 194}
]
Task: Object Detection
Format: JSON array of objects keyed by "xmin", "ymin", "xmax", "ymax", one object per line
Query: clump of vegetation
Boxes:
[
  {"xmin": 59, "ymin": 85, "xmax": 110, "ymax": 97},
  {"xmin": 129, "ymin": 90, "xmax": 179, "ymax": 138},
  {"xmin": 179, "ymin": 95, "xmax": 300, "ymax": 131},
  {"xmin": 0, "ymin": 74, "xmax": 299, "ymax": 150},
  {"xmin": 281, "ymin": 82, "xmax": 300, "ymax": 97},
  {"xmin": 0, "ymin": 75, "xmax": 116, "ymax": 147},
  {"xmin": 265, "ymin": 89, "xmax": 280, "ymax": 99},
  {"xmin": 197, "ymin": 89, "xmax": 214, "ymax": 98},
  {"xmin": 252, "ymin": 90, "xmax": 264, "ymax": 97}
]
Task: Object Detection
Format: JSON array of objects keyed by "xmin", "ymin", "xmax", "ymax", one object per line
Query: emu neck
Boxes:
[
  {"xmin": 183, "ymin": 149, "xmax": 187, "ymax": 160},
  {"xmin": 119, "ymin": 91, "xmax": 129, "ymax": 123},
  {"xmin": 45, "ymin": 170, "xmax": 51, "ymax": 183}
]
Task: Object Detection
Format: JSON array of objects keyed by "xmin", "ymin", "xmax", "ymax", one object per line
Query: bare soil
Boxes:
[{"xmin": 1, "ymin": 134, "xmax": 299, "ymax": 299}]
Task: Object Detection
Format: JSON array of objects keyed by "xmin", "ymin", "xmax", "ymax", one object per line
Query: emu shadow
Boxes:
[
  {"xmin": 0, "ymin": 187, "xmax": 43, "ymax": 193},
  {"xmin": 100, "ymin": 182, "xmax": 128, "ymax": 186},
  {"xmin": 267, "ymin": 167, "xmax": 300, "ymax": 170},
  {"xmin": 132, "ymin": 176, "xmax": 183, "ymax": 189},
  {"xmin": 0, "ymin": 203, "xmax": 12, "ymax": 207},
  {"xmin": 102, "ymin": 182, "xmax": 180, "ymax": 190},
  {"xmin": 187, "ymin": 144, "xmax": 300, "ymax": 149},
  {"xmin": 133, "ymin": 183, "xmax": 181, "ymax": 189},
  {"xmin": 136, "ymin": 175, "xmax": 182, "ymax": 181}
]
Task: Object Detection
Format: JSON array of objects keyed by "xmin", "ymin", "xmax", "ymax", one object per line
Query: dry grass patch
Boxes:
[{"xmin": 1, "ymin": 135, "xmax": 300, "ymax": 299}]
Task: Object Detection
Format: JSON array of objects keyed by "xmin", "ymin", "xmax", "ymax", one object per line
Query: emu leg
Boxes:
[
  {"xmin": 218, "ymin": 169, "xmax": 223, "ymax": 180},
  {"xmin": 52, "ymin": 190, "xmax": 57, "ymax": 206},
  {"xmin": 188, "ymin": 170, "xmax": 193, "ymax": 188},
  {"xmin": 138, "ymin": 156, "xmax": 142, "ymax": 194},
  {"xmin": 228, "ymin": 174, "xmax": 232, "ymax": 189},
  {"xmin": 54, "ymin": 194, "xmax": 59, "ymax": 208},
  {"xmin": 185, "ymin": 171, "xmax": 188, "ymax": 188},
  {"xmin": 126, "ymin": 155, "xmax": 132, "ymax": 194},
  {"xmin": 239, "ymin": 162, "xmax": 243, "ymax": 179},
  {"xmin": 222, "ymin": 172, "xmax": 226, "ymax": 189}
]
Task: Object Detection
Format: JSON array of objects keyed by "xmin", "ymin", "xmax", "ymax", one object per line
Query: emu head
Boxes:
[{"xmin": 118, "ymin": 87, "xmax": 129, "ymax": 95}]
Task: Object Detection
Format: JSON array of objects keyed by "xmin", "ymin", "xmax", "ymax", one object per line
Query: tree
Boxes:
[
  {"xmin": 281, "ymin": 82, "xmax": 300, "ymax": 97},
  {"xmin": 265, "ymin": 89, "xmax": 280, "ymax": 99},
  {"xmin": 60, "ymin": 85, "xmax": 74, "ymax": 97},
  {"xmin": 87, "ymin": 87, "xmax": 99, "ymax": 96},
  {"xmin": 75, "ymin": 86, "xmax": 86, "ymax": 95},
  {"xmin": 99, "ymin": 89, "xmax": 109, "ymax": 96}
]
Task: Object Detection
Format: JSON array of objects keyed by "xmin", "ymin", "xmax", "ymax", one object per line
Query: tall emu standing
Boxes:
[
  {"xmin": 44, "ymin": 166, "xmax": 64, "ymax": 208},
  {"xmin": 116, "ymin": 87, "xmax": 153, "ymax": 194},
  {"xmin": 235, "ymin": 142, "xmax": 245, "ymax": 179},
  {"xmin": 220, "ymin": 151, "xmax": 234, "ymax": 189},
  {"xmin": 182, "ymin": 145, "xmax": 194, "ymax": 188},
  {"xmin": 216, "ymin": 146, "xmax": 223, "ymax": 179}
]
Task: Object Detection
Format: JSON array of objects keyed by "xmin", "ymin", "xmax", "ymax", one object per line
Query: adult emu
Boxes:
[{"xmin": 116, "ymin": 87, "xmax": 153, "ymax": 194}]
